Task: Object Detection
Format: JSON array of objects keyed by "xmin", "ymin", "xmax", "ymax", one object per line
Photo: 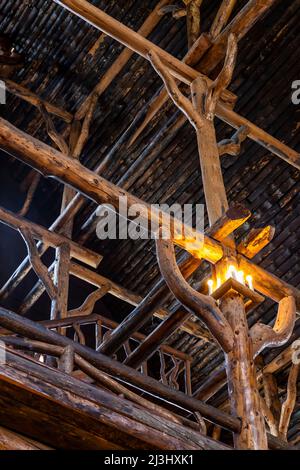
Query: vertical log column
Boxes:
[
  {"xmin": 221, "ymin": 292, "xmax": 267, "ymax": 449},
  {"xmin": 191, "ymin": 77, "xmax": 267, "ymax": 449}
]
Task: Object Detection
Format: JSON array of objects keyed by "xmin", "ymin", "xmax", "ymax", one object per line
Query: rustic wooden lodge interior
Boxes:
[{"xmin": 0, "ymin": 0, "xmax": 299, "ymax": 451}]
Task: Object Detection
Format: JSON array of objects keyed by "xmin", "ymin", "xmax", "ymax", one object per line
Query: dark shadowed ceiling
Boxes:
[{"xmin": 0, "ymin": 0, "xmax": 299, "ymax": 442}]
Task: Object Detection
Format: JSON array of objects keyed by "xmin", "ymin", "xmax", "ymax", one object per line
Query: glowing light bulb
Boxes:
[
  {"xmin": 237, "ymin": 270, "xmax": 245, "ymax": 285},
  {"xmin": 227, "ymin": 265, "xmax": 238, "ymax": 280},
  {"xmin": 39, "ymin": 355, "xmax": 45, "ymax": 363},
  {"xmin": 207, "ymin": 279, "xmax": 214, "ymax": 295},
  {"xmin": 246, "ymin": 275, "xmax": 254, "ymax": 291}
]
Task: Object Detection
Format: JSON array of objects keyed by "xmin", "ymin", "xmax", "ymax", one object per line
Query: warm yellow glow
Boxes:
[
  {"xmin": 227, "ymin": 265, "xmax": 238, "ymax": 280},
  {"xmin": 207, "ymin": 279, "xmax": 214, "ymax": 295},
  {"xmin": 208, "ymin": 269, "xmax": 254, "ymax": 295},
  {"xmin": 246, "ymin": 275, "xmax": 253, "ymax": 291},
  {"xmin": 237, "ymin": 270, "xmax": 245, "ymax": 285}
]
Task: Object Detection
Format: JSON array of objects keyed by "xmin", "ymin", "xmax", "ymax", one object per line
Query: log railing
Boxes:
[
  {"xmin": 0, "ymin": 305, "xmax": 292, "ymax": 449},
  {"xmin": 35, "ymin": 313, "xmax": 193, "ymax": 396}
]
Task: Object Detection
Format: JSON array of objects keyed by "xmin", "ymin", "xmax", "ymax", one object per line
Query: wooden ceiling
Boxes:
[{"xmin": 0, "ymin": 0, "xmax": 299, "ymax": 446}]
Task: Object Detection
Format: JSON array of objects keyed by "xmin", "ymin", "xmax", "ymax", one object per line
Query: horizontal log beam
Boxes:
[
  {"xmin": 0, "ymin": 117, "xmax": 221, "ymax": 262},
  {"xmin": 1, "ymin": 117, "xmax": 299, "ymax": 311},
  {"xmin": 0, "ymin": 205, "xmax": 102, "ymax": 268},
  {"xmin": 53, "ymin": 0, "xmax": 300, "ymax": 169},
  {"xmin": 0, "ymin": 306, "xmax": 240, "ymax": 433},
  {"xmin": 237, "ymin": 226, "xmax": 275, "ymax": 259},
  {"xmin": 53, "ymin": 0, "xmax": 235, "ymax": 106},
  {"xmin": 2, "ymin": 79, "xmax": 73, "ymax": 123},
  {"xmin": 76, "ymin": 0, "xmax": 172, "ymax": 119}
]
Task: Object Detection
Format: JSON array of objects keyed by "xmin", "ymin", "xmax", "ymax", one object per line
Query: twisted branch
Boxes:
[
  {"xmin": 68, "ymin": 285, "xmax": 110, "ymax": 317},
  {"xmin": 155, "ymin": 237, "xmax": 234, "ymax": 352},
  {"xmin": 205, "ymin": 33, "xmax": 237, "ymax": 120},
  {"xmin": 19, "ymin": 227, "xmax": 57, "ymax": 301},
  {"xmin": 218, "ymin": 125, "xmax": 248, "ymax": 156},
  {"xmin": 250, "ymin": 296, "xmax": 296, "ymax": 357},
  {"xmin": 279, "ymin": 363, "xmax": 299, "ymax": 440},
  {"xmin": 148, "ymin": 50, "xmax": 204, "ymax": 130}
]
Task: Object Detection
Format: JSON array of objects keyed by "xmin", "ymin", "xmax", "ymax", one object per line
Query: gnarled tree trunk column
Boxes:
[
  {"xmin": 189, "ymin": 64, "xmax": 268, "ymax": 449},
  {"xmin": 221, "ymin": 292, "xmax": 268, "ymax": 449}
]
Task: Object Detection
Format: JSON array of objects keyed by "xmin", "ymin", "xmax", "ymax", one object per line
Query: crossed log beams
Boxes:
[
  {"xmin": 0, "ymin": 118, "xmax": 299, "ymax": 309},
  {"xmin": 100, "ymin": 204, "xmax": 251, "ymax": 357},
  {"xmin": 128, "ymin": 0, "xmax": 279, "ymax": 148},
  {"xmin": 0, "ymin": 205, "xmax": 102, "ymax": 323},
  {"xmin": 0, "ymin": 306, "xmax": 292, "ymax": 449},
  {"xmin": 53, "ymin": 0, "xmax": 300, "ymax": 169},
  {"xmin": 147, "ymin": 33, "xmax": 296, "ymax": 449},
  {"xmin": 76, "ymin": 0, "xmax": 173, "ymax": 120},
  {"xmin": 125, "ymin": 204, "xmax": 251, "ymax": 369},
  {"xmin": 0, "ymin": 205, "xmax": 101, "ymax": 268},
  {"xmin": 0, "ymin": 305, "xmax": 239, "ymax": 433}
]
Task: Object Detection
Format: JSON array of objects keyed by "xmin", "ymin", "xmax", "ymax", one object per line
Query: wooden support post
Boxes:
[
  {"xmin": 221, "ymin": 292, "xmax": 268, "ymax": 449},
  {"xmin": 185, "ymin": 1, "xmax": 202, "ymax": 49},
  {"xmin": 59, "ymin": 345, "xmax": 75, "ymax": 374},
  {"xmin": 0, "ymin": 118, "xmax": 300, "ymax": 310},
  {"xmin": 125, "ymin": 205, "xmax": 250, "ymax": 369},
  {"xmin": 149, "ymin": 38, "xmax": 269, "ymax": 447},
  {"xmin": 191, "ymin": 77, "xmax": 229, "ymax": 226},
  {"xmin": 52, "ymin": 0, "xmax": 300, "ymax": 171},
  {"xmin": 50, "ymin": 242, "xmax": 70, "ymax": 321}
]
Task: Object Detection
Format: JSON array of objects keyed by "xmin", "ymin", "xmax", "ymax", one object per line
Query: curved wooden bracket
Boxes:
[
  {"xmin": 68, "ymin": 284, "xmax": 110, "ymax": 317},
  {"xmin": 147, "ymin": 50, "xmax": 204, "ymax": 130},
  {"xmin": 205, "ymin": 33, "xmax": 237, "ymax": 120},
  {"xmin": 250, "ymin": 296, "xmax": 296, "ymax": 357},
  {"xmin": 279, "ymin": 363, "xmax": 300, "ymax": 439},
  {"xmin": 19, "ymin": 227, "xmax": 57, "ymax": 301},
  {"xmin": 218, "ymin": 125, "xmax": 249, "ymax": 157},
  {"xmin": 156, "ymin": 237, "xmax": 234, "ymax": 352}
]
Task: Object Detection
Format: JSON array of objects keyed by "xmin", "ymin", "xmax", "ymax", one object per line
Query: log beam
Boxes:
[
  {"xmin": 237, "ymin": 226, "xmax": 275, "ymax": 259},
  {"xmin": 76, "ymin": 0, "xmax": 173, "ymax": 119},
  {"xmin": 1, "ymin": 78, "xmax": 73, "ymax": 123},
  {"xmin": 0, "ymin": 117, "xmax": 299, "ymax": 310},
  {"xmin": 0, "ymin": 305, "xmax": 240, "ymax": 433},
  {"xmin": 0, "ymin": 205, "xmax": 101, "ymax": 268},
  {"xmin": 222, "ymin": 292, "xmax": 268, "ymax": 449}
]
